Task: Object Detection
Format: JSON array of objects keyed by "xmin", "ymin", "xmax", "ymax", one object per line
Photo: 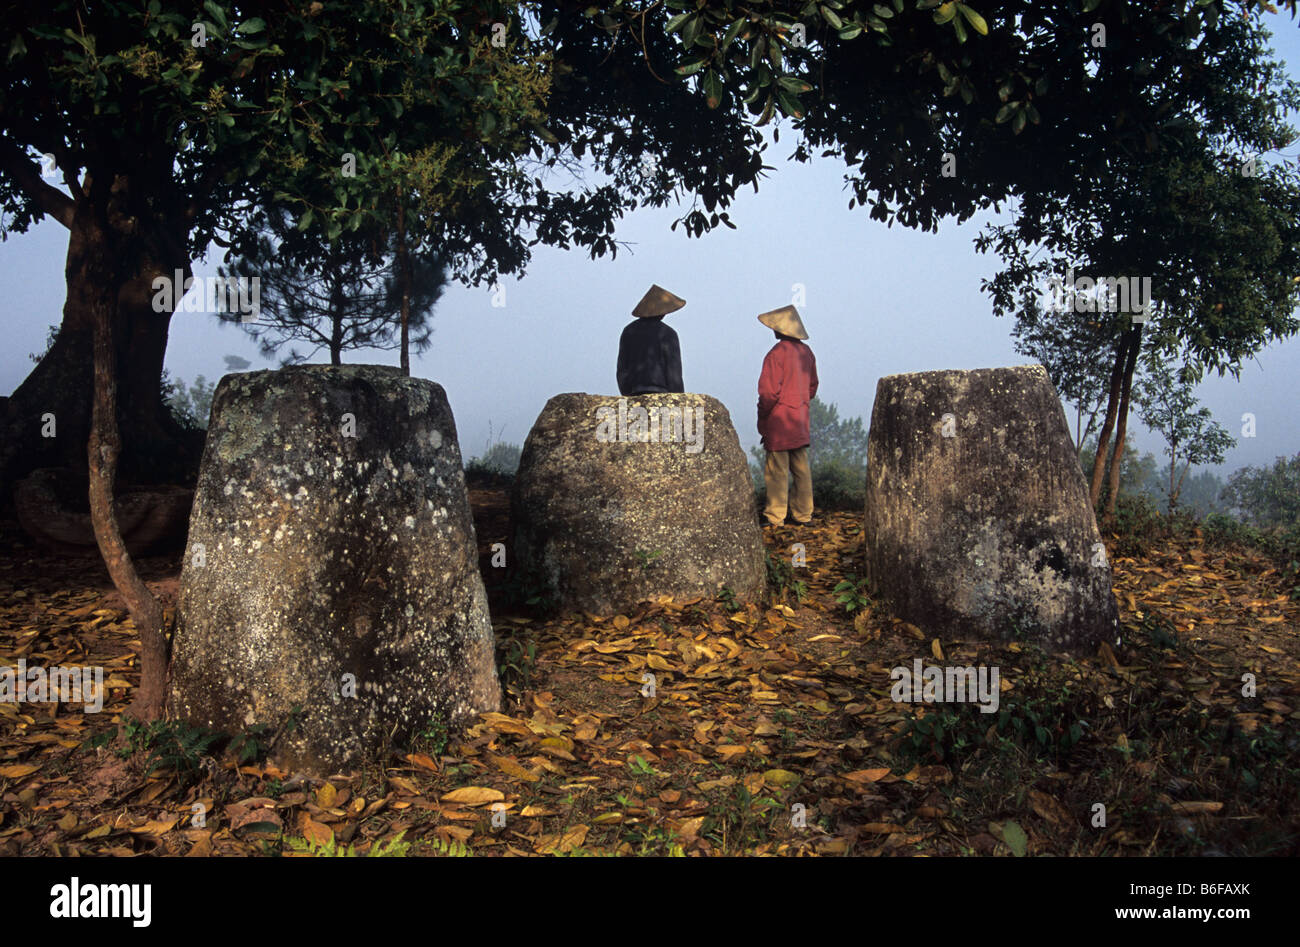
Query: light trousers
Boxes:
[{"xmin": 763, "ymin": 446, "xmax": 813, "ymax": 526}]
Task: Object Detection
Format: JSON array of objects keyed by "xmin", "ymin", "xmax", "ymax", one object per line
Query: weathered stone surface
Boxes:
[
  {"xmin": 168, "ymin": 365, "xmax": 499, "ymax": 773},
  {"xmin": 13, "ymin": 467, "xmax": 192, "ymax": 557},
  {"xmin": 863, "ymin": 365, "xmax": 1119, "ymax": 651},
  {"xmin": 512, "ymin": 393, "xmax": 764, "ymax": 615}
]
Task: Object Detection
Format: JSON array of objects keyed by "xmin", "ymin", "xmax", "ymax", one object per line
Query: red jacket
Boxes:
[{"xmin": 758, "ymin": 338, "xmax": 818, "ymax": 452}]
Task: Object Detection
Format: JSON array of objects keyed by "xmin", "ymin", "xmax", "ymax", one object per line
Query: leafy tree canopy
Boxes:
[
  {"xmin": 978, "ymin": 9, "xmax": 1300, "ymax": 379},
  {"xmin": 1223, "ymin": 453, "xmax": 1300, "ymax": 528},
  {"xmin": 1134, "ymin": 353, "xmax": 1236, "ymax": 513},
  {"xmin": 218, "ymin": 209, "xmax": 448, "ymax": 366},
  {"xmin": 8, "ymin": 1, "xmax": 1296, "ymax": 284}
]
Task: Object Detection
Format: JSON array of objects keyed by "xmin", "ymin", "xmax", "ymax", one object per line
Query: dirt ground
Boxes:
[{"xmin": 1, "ymin": 488, "xmax": 1297, "ymax": 856}]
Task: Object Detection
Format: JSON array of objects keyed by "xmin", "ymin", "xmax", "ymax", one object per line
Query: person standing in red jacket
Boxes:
[{"xmin": 756, "ymin": 305, "xmax": 818, "ymax": 528}]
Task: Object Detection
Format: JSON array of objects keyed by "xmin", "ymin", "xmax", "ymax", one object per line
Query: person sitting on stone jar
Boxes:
[
  {"xmin": 617, "ymin": 284, "xmax": 686, "ymax": 396},
  {"xmin": 756, "ymin": 304, "xmax": 818, "ymax": 528}
]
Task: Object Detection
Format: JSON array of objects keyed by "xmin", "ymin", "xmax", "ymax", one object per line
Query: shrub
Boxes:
[
  {"xmin": 1203, "ymin": 513, "xmax": 1300, "ymax": 599},
  {"xmin": 468, "ymin": 442, "xmax": 520, "ymax": 474},
  {"xmin": 765, "ymin": 551, "xmax": 808, "ymax": 604},
  {"xmin": 1107, "ymin": 493, "xmax": 1165, "ymax": 558},
  {"xmin": 750, "ymin": 457, "xmax": 865, "ymax": 512},
  {"xmin": 812, "ymin": 458, "xmax": 866, "ymax": 511}
]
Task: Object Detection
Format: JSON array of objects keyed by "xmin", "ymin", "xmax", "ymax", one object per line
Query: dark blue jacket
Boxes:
[{"xmin": 617, "ymin": 317, "xmax": 684, "ymax": 395}]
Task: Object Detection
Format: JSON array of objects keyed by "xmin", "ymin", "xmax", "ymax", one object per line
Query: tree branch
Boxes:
[{"xmin": 0, "ymin": 136, "xmax": 76, "ymax": 228}]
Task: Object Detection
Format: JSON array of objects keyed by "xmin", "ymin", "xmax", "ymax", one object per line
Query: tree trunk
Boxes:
[
  {"xmin": 1104, "ymin": 326, "xmax": 1143, "ymax": 518},
  {"xmin": 329, "ymin": 269, "xmax": 345, "ymax": 366},
  {"xmin": 90, "ymin": 301, "xmax": 167, "ymax": 720},
  {"xmin": 0, "ymin": 206, "xmax": 200, "ymax": 497},
  {"xmin": 1076, "ymin": 405, "xmax": 1099, "ymax": 460},
  {"xmin": 1168, "ymin": 455, "xmax": 1178, "ymax": 515},
  {"xmin": 396, "ymin": 192, "xmax": 411, "ymax": 376},
  {"xmin": 76, "ymin": 190, "xmax": 168, "ymax": 721},
  {"xmin": 1088, "ymin": 334, "xmax": 1131, "ymax": 507},
  {"xmin": 1171, "ymin": 459, "xmax": 1190, "ymax": 514},
  {"xmin": 1080, "ymin": 414, "xmax": 1098, "ymax": 460}
]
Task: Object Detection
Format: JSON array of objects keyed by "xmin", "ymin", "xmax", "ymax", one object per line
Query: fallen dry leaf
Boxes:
[
  {"xmin": 299, "ymin": 814, "xmax": 333, "ymax": 847},
  {"xmin": 440, "ymin": 786, "xmax": 505, "ymax": 806},
  {"xmin": 843, "ymin": 768, "xmax": 891, "ymax": 785},
  {"xmin": 405, "ymin": 753, "xmax": 439, "ymax": 773},
  {"xmin": 763, "ymin": 768, "xmax": 800, "ymax": 788},
  {"xmin": 535, "ymin": 824, "xmax": 589, "ymax": 854}
]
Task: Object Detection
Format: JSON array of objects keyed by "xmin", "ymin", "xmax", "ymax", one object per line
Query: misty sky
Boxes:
[{"xmin": 4, "ymin": 17, "xmax": 1300, "ymax": 478}]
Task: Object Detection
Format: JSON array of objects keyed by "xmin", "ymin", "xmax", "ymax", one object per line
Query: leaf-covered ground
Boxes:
[{"xmin": 1, "ymin": 489, "xmax": 1297, "ymax": 856}]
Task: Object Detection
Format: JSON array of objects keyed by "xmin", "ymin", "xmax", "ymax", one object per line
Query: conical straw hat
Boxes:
[
  {"xmin": 757, "ymin": 304, "xmax": 809, "ymax": 340},
  {"xmin": 632, "ymin": 284, "xmax": 686, "ymax": 318}
]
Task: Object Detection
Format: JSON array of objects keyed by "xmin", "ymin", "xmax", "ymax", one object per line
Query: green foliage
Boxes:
[
  {"xmin": 498, "ymin": 565, "xmax": 558, "ymax": 617},
  {"xmin": 1223, "ymin": 721, "xmax": 1300, "ymax": 814},
  {"xmin": 88, "ymin": 711, "xmax": 295, "ymax": 781},
  {"xmin": 1209, "ymin": 454, "xmax": 1300, "ymax": 596},
  {"xmin": 1108, "ymin": 492, "xmax": 1167, "ymax": 559},
  {"xmin": 832, "ymin": 576, "xmax": 872, "ymax": 613},
  {"xmin": 654, "ymin": 0, "xmax": 1249, "ymax": 238},
  {"xmin": 627, "ymin": 755, "xmax": 661, "ymax": 778},
  {"xmin": 286, "ymin": 829, "xmax": 415, "ymax": 857},
  {"xmin": 135, "ymin": 720, "xmax": 221, "ymax": 776},
  {"xmin": 716, "ymin": 585, "xmax": 742, "ymax": 612},
  {"xmin": 811, "ymin": 457, "xmax": 867, "ymax": 511},
  {"xmin": 414, "ymin": 713, "xmax": 450, "ymax": 758},
  {"xmin": 898, "ymin": 657, "xmax": 1089, "ymax": 767},
  {"xmin": 750, "ymin": 398, "xmax": 868, "ymax": 511},
  {"xmin": 164, "ymin": 372, "xmax": 217, "ymax": 430},
  {"xmin": 993, "ymin": 688, "xmax": 1087, "ymax": 760},
  {"xmin": 466, "ymin": 423, "xmax": 521, "ymax": 486},
  {"xmin": 703, "ymin": 782, "xmax": 783, "ymax": 854},
  {"xmin": 765, "ymin": 552, "xmax": 808, "ymax": 603},
  {"xmin": 2, "ymin": 2, "xmax": 768, "ymax": 288},
  {"xmin": 1202, "ymin": 511, "xmax": 1300, "ymax": 600},
  {"xmin": 1014, "ymin": 319, "xmax": 1108, "ymax": 452},
  {"xmin": 990, "ymin": 819, "xmax": 1028, "ymax": 857},
  {"xmin": 1081, "ymin": 436, "xmax": 1162, "ymax": 511},
  {"xmin": 1134, "ymin": 354, "xmax": 1235, "ymax": 514},
  {"xmin": 1174, "ymin": 467, "xmax": 1233, "ymax": 519},
  {"xmin": 422, "ymin": 834, "xmax": 472, "ymax": 857},
  {"xmin": 978, "ymin": 10, "xmax": 1300, "ymax": 458},
  {"xmin": 900, "ymin": 693, "xmax": 1087, "ymax": 766},
  {"xmin": 809, "ymin": 399, "xmax": 870, "ymax": 469},
  {"xmin": 228, "ymin": 722, "xmax": 273, "ymax": 767},
  {"xmin": 218, "ymin": 208, "xmax": 447, "ymax": 366},
  {"xmin": 1079, "ymin": 435, "xmax": 1232, "ymax": 532},
  {"xmin": 467, "ymin": 441, "xmax": 523, "ymax": 478},
  {"xmin": 496, "ymin": 627, "xmax": 539, "ymax": 698},
  {"xmin": 898, "ymin": 707, "xmax": 968, "ymax": 762},
  {"xmin": 1099, "ymin": 465, "xmax": 1299, "ymax": 599},
  {"xmin": 1200, "ymin": 511, "xmax": 1253, "ymax": 546},
  {"xmin": 634, "ymin": 548, "xmax": 664, "ymax": 572},
  {"xmin": 9, "ymin": 2, "xmax": 1293, "ymax": 288},
  {"xmin": 625, "ymin": 823, "xmax": 686, "ymax": 857},
  {"xmin": 1222, "ymin": 453, "xmax": 1300, "ymax": 529},
  {"xmin": 98, "ymin": 718, "xmax": 222, "ymax": 781}
]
